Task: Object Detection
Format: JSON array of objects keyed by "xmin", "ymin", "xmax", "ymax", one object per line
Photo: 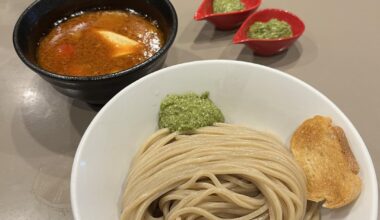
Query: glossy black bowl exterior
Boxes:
[{"xmin": 13, "ymin": 0, "xmax": 178, "ymax": 104}]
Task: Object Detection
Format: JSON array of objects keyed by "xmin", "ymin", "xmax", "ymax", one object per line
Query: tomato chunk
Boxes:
[{"xmin": 56, "ymin": 43, "xmax": 75, "ymax": 58}]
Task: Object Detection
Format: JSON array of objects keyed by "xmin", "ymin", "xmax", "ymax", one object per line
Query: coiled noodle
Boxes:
[{"xmin": 121, "ymin": 123, "xmax": 320, "ymax": 220}]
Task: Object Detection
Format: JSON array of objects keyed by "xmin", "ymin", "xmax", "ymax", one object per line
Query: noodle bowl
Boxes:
[
  {"xmin": 71, "ymin": 60, "xmax": 377, "ymax": 220},
  {"xmin": 121, "ymin": 123, "xmax": 320, "ymax": 220}
]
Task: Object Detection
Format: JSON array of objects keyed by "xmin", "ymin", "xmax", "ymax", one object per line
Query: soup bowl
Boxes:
[
  {"xmin": 71, "ymin": 60, "xmax": 377, "ymax": 220},
  {"xmin": 13, "ymin": 0, "xmax": 178, "ymax": 104}
]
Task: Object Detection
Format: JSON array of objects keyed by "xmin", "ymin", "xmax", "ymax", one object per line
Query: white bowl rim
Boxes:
[{"xmin": 70, "ymin": 59, "xmax": 378, "ymax": 220}]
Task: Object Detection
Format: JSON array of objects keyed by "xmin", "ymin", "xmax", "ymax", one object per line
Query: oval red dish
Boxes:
[
  {"xmin": 194, "ymin": 0, "xmax": 261, "ymax": 30},
  {"xmin": 233, "ymin": 8, "xmax": 305, "ymax": 56}
]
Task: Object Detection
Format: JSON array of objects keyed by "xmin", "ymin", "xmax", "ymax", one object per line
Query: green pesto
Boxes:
[
  {"xmin": 248, "ymin": 19, "xmax": 293, "ymax": 39},
  {"xmin": 213, "ymin": 0, "xmax": 244, "ymax": 13},
  {"xmin": 158, "ymin": 92, "xmax": 224, "ymax": 132}
]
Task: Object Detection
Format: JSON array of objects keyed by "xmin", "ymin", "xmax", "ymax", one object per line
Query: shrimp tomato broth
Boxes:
[{"xmin": 37, "ymin": 10, "xmax": 164, "ymax": 76}]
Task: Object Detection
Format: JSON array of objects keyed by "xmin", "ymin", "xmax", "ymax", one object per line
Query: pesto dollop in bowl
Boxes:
[
  {"xmin": 213, "ymin": 0, "xmax": 245, "ymax": 14},
  {"xmin": 248, "ymin": 19, "xmax": 293, "ymax": 40},
  {"xmin": 159, "ymin": 92, "xmax": 224, "ymax": 132},
  {"xmin": 71, "ymin": 60, "xmax": 377, "ymax": 220}
]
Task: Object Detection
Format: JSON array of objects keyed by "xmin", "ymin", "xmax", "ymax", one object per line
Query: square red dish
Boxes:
[
  {"xmin": 194, "ymin": 0, "xmax": 261, "ymax": 30},
  {"xmin": 233, "ymin": 8, "xmax": 305, "ymax": 56}
]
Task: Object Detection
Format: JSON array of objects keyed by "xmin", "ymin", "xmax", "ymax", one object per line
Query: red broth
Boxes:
[{"xmin": 37, "ymin": 10, "xmax": 164, "ymax": 76}]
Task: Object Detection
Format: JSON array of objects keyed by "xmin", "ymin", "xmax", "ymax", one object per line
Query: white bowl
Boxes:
[{"xmin": 71, "ymin": 60, "xmax": 378, "ymax": 220}]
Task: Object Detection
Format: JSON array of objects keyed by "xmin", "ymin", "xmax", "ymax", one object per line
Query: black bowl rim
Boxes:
[{"xmin": 12, "ymin": 0, "xmax": 178, "ymax": 82}]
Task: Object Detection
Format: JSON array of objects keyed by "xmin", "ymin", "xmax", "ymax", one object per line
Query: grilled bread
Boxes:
[{"xmin": 290, "ymin": 115, "xmax": 361, "ymax": 208}]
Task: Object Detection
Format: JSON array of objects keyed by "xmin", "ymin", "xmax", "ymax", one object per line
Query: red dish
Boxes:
[
  {"xmin": 233, "ymin": 8, "xmax": 305, "ymax": 56},
  {"xmin": 194, "ymin": 0, "xmax": 261, "ymax": 30}
]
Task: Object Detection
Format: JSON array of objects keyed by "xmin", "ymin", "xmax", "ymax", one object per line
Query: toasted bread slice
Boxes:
[
  {"xmin": 95, "ymin": 30, "xmax": 141, "ymax": 57},
  {"xmin": 290, "ymin": 115, "xmax": 361, "ymax": 208}
]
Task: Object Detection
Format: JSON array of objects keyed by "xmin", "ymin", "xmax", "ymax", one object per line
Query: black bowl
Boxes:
[{"xmin": 13, "ymin": 0, "xmax": 178, "ymax": 104}]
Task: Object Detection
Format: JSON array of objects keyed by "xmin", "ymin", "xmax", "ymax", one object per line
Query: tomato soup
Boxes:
[{"xmin": 37, "ymin": 10, "xmax": 164, "ymax": 76}]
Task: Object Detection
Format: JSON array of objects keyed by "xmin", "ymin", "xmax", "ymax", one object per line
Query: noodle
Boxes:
[{"xmin": 120, "ymin": 123, "xmax": 320, "ymax": 220}]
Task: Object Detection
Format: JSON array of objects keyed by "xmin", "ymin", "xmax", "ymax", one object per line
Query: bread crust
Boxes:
[{"xmin": 290, "ymin": 115, "xmax": 361, "ymax": 208}]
